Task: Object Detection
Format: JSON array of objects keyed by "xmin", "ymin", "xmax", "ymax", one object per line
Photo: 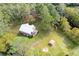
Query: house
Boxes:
[{"xmin": 19, "ymin": 23, "xmax": 38, "ymax": 36}]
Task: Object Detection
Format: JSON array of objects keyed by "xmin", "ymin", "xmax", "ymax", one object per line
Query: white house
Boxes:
[{"xmin": 19, "ymin": 23, "xmax": 38, "ymax": 36}]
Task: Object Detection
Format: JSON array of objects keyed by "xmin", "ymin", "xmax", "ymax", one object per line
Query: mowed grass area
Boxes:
[
  {"xmin": 0, "ymin": 26, "xmax": 79, "ymax": 56},
  {"xmin": 26, "ymin": 31, "xmax": 70, "ymax": 56},
  {"xmin": 26, "ymin": 31, "xmax": 79, "ymax": 56},
  {"xmin": 69, "ymin": 46, "xmax": 79, "ymax": 56}
]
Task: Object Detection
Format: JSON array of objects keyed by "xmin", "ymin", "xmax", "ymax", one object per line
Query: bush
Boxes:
[
  {"xmin": 0, "ymin": 33, "xmax": 15, "ymax": 54},
  {"xmin": 69, "ymin": 28, "xmax": 79, "ymax": 44}
]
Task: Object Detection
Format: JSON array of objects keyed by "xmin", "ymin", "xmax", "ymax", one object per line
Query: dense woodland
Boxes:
[{"xmin": 0, "ymin": 3, "xmax": 79, "ymax": 56}]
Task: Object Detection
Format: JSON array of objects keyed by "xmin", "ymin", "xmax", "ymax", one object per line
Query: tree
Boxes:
[
  {"xmin": 0, "ymin": 10, "xmax": 9, "ymax": 36},
  {"xmin": 0, "ymin": 4, "xmax": 34, "ymax": 25},
  {"xmin": 7, "ymin": 36, "xmax": 31, "ymax": 56},
  {"xmin": 64, "ymin": 7, "xmax": 79, "ymax": 27},
  {"xmin": 35, "ymin": 4, "xmax": 53, "ymax": 33},
  {"xmin": 46, "ymin": 4, "xmax": 60, "ymax": 22},
  {"xmin": 60, "ymin": 17, "xmax": 71, "ymax": 32},
  {"xmin": 66, "ymin": 3, "xmax": 79, "ymax": 7},
  {"xmin": 0, "ymin": 33, "xmax": 15, "ymax": 55},
  {"xmin": 63, "ymin": 28, "xmax": 79, "ymax": 45},
  {"xmin": 56, "ymin": 3, "xmax": 66, "ymax": 16}
]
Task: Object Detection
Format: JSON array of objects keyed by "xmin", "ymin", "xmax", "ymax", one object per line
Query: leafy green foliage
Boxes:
[
  {"xmin": 0, "ymin": 10, "xmax": 9, "ymax": 36},
  {"xmin": 59, "ymin": 17, "xmax": 79, "ymax": 45},
  {"xmin": 65, "ymin": 7, "xmax": 79, "ymax": 27},
  {"xmin": 0, "ymin": 3, "xmax": 79, "ymax": 56},
  {"xmin": 60, "ymin": 17, "xmax": 71, "ymax": 32},
  {"xmin": 35, "ymin": 4, "xmax": 53, "ymax": 34},
  {"xmin": 46, "ymin": 4, "xmax": 61, "ymax": 28},
  {"xmin": 0, "ymin": 33, "xmax": 15, "ymax": 53},
  {"xmin": 69, "ymin": 28, "xmax": 79, "ymax": 44},
  {"xmin": 46, "ymin": 4, "xmax": 60, "ymax": 22},
  {"xmin": 56, "ymin": 4, "xmax": 66, "ymax": 16}
]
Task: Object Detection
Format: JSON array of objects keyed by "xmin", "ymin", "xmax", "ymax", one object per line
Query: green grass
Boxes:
[
  {"xmin": 70, "ymin": 46, "xmax": 79, "ymax": 56},
  {"xmin": 26, "ymin": 31, "xmax": 70, "ymax": 56},
  {"xmin": 0, "ymin": 26, "xmax": 78, "ymax": 56}
]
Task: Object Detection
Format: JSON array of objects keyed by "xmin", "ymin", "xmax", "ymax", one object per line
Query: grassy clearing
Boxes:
[
  {"xmin": 0, "ymin": 25, "xmax": 78, "ymax": 56},
  {"xmin": 26, "ymin": 31, "xmax": 70, "ymax": 56},
  {"xmin": 69, "ymin": 46, "xmax": 79, "ymax": 56}
]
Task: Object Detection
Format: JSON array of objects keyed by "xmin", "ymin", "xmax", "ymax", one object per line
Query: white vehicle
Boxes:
[{"xmin": 19, "ymin": 23, "xmax": 38, "ymax": 36}]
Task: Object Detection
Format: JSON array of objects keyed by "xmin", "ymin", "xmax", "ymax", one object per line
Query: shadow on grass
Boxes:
[{"xmin": 17, "ymin": 32, "xmax": 33, "ymax": 39}]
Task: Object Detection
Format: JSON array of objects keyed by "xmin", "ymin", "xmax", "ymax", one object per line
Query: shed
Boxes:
[{"xmin": 19, "ymin": 23, "xmax": 38, "ymax": 36}]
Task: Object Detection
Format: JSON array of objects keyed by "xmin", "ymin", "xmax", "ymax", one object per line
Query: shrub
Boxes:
[
  {"xmin": 0, "ymin": 33, "xmax": 15, "ymax": 54},
  {"xmin": 69, "ymin": 28, "xmax": 79, "ymax": 44}
]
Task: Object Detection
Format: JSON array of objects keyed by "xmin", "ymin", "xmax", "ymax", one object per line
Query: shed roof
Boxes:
[{"xmin": 19, "ymin": 23, "xmax": 36, "ymax": 35}]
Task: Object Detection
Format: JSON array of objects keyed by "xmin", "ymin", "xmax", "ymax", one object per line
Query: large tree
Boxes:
[
  {"xmin": 64, "ymin": 7, "xmax": 79, "ymax": 28},
  {"xmin": 35, "ymin": 4, "xmax": 53, "ymax": 33}
]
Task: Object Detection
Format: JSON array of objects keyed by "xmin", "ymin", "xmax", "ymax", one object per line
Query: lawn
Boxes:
[{"xmin": 0, "ymin": 25, "xmax": 78, "ymax": 56}]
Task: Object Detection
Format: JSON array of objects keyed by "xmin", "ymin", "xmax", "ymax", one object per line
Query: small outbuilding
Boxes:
[
  {"xmin": 48, "ymin": 40, "xmax": 56, "ymax": 47},
  {"xmin": 19, "ymin": 23, "xmax": 38, "ymax": 36}
]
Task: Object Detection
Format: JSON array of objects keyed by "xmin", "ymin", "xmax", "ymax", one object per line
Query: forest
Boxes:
[{"xmin": 0, "ymin": 3, "xmax": 79, "ymax": 56}]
